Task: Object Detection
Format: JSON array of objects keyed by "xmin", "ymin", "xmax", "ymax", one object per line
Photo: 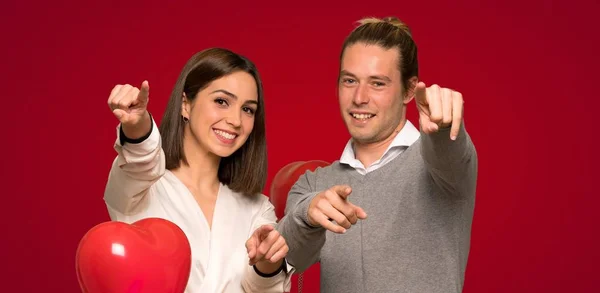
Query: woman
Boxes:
[{"xmin": 104, "ymin": 48, "xmax": 292, "ymax": 292}]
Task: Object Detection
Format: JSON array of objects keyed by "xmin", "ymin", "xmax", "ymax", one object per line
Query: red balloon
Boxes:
[
  {"xmin": 76, "ymin": 218, "xmax": 192, "ymax": 293},
  {"xmin": 269, "ymin": 160, "xmax": 330, "ymax": 220}
]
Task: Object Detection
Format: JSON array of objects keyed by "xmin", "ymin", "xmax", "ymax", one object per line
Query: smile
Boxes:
[
  {"xmin": 350, "ymin": 113, "xmax": 375, "ymax": 121},
  {"xmin": 213, "ymin": 129, "xmax": 237, "ymax": 141}
]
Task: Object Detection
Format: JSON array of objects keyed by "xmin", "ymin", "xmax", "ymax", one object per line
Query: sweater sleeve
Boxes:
[
  {"xmin": 103, "ymin": 116, "xmax": 166, "ymax": 218},
  {"xmin": 275, "ymin": 169, "xmax": 327, "ymax": 273},
  {"xmin": 419, "ymin": 120, "xmax": 478, "ymax": 198}
]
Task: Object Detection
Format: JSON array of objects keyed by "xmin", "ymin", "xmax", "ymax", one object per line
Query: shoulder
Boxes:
[
  {"xmin": 300, "ymin": 160, "xmax": 343, "ymax": 176},
  {"xmin": 309, "ymin": 160, "xmax": 349, "ymax": 177}
]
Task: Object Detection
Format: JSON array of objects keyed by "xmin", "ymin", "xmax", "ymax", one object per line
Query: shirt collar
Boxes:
[{"xmin": 340, "ymin": 120, "xmax": 420, "ymax": 165}]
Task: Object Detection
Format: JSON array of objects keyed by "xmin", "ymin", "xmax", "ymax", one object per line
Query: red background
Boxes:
[{"xmin": 1, "ymin": 0, "xmax": 598, "ymax": 292}]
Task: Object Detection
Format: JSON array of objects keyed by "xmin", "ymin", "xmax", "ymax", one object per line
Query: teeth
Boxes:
[
  {"xmin": 352, "ymin": 113, "xmax": 374, "ymax": 120},
  {"xmin": 214, "ymin": 130, "xmax": 236, "ymax": 140}
]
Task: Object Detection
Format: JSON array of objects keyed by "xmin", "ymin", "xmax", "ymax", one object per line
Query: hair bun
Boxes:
[
  {"xmin": 382, "ymin": 16, "xmax": 401, "ymax": 24},
  {"xmin": 357, "ymin": 16, "xmax": 411, "ymax": 36}
]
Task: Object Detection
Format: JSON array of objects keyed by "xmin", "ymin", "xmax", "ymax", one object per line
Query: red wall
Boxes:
[{"xmin": 1, "ymin": 0, "xmax": 598, "ymax": 292}]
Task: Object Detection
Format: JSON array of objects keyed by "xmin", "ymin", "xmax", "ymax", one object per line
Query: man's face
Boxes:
[{"xmin": 338, "ymin": 43, "xmax": 411, "ymax": 145}]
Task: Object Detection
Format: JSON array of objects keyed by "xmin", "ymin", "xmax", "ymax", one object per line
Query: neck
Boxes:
[
  {"xmin": 172, "ymin": 135, "xmax": 221, "ymax": 196},
  {"xmin": 354, "ymin": 117, "xmax": 407, "ymax": 168}
]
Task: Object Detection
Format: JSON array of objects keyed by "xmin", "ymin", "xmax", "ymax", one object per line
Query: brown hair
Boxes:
[
  {"xmin": 339, "ymin": 16, "xmax": 419, "ymax": 93},
  {"xmin": 158, "ymin": 48, "xmax": 267, "ymax": 196}
]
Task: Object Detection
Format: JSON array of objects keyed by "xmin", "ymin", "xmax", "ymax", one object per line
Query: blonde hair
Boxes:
[
  {"xmin": 357, "ymin": 16, "xmax": 412, "ymax": 37},
  {"xmin": 340, "ymin": 16, "xmax": 418, "ymax": 92}
]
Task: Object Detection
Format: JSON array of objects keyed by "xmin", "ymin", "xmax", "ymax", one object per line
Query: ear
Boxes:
[
  {"xmin": 403, "ymin": 76, "xmax": 419, "ymax": 104},
  {"xmin": 181, "ymin": 92, "xmax": 191, "ymax": 120}
]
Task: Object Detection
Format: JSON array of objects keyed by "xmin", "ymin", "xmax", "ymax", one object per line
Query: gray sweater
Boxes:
[{"xmin": 276, "ymin": 124, "xmax": 478, "ymax": 293}]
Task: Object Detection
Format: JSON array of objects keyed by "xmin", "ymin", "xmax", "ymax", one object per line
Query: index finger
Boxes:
[
  {"xmin": 450, "ymin": 92, "xmax": 463, "ymax": 140},
  {"xmin": 138, "ymin": 80, "xmax": 150, "ymax": 101},
  {"xmin": 415, "ymin": 82, "xmax": 427, "ymax": 104}
]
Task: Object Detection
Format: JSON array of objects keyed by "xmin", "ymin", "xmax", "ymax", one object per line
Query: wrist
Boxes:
[
  {"xmin": 254, "ymin": 259, "xmax": 285, "ymax": 277},
  {"xmin": 121, "ymin": 111, "xmax": 151, "ymax": 141},
  {"xmin": 303, "ymin": 193, "xmax": 324, "ymax": 228},
  {"xmin": 120, "ymin": 111, "xmax": 152, "ymax": 145}
]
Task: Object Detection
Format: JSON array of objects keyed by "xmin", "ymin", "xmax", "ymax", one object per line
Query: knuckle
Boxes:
[
  {"xmin": 343, "ymin": 207, "xmax": 355, "ymax": 217},
  {"xmin": 315, "ymin": 192, "xmax": 325, "ymax": 201},
  {"xmin": 309, "ymin": 210, "xmax": 320, "ymax": 221},
  {"xmin": 340, "ymin": 220, "xmax": 348, "ymax": 228},
  {"xmin": 316, "ymin": 200, "xmax": 326, "ymax": 210},
  {"xmin": 324, "ymin": 190, "xmax": 334, "ymax": 198},
  {"xmin": 430, "ymin": 114, "xmax": 442, "ymax": 121}
]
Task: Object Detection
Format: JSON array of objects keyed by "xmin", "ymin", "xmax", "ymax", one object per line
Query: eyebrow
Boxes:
[
  {"xmin": 211, "ymin": 89, "xmax": 258, "ymax": 105},
  {"xmin": 340, "ymin": 70, "xmax": 392, "ymax": 82}
]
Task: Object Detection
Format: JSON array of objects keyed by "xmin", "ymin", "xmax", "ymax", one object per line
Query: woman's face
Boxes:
[{"xmin": 182, "ymin": 71, "xmax": 258, "ymax": 158}]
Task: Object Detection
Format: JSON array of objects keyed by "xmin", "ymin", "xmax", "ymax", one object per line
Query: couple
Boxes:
[{"xmin": 103, "ymin": 16, "xmax": 478, "ymax": 293}]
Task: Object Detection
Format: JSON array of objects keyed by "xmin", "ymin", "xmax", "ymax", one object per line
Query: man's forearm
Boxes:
[
  {"xmin": 276, "ymin": 191, "xmax": 326, "ymax": 273},
  {"xmin": 420, "ymin": 121, "xmax": 478, "ymax": 196}
]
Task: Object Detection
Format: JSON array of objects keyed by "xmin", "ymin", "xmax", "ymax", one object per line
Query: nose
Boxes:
[
  {"xmin": 352, "ymin": 84, "xmax": 370, "ymax": 105},
  {"xmin": 225, "ymin": 108, "xmax": 242, "ymax": 128}
]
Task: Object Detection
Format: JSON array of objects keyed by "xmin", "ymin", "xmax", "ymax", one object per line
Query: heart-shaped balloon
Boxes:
[
  {"xmin": 269, "ymin": 160, "xmax": 330, "ymax": 293},
  {"xmin": 76, "ymin": 218, "xmax": 192, "ymax": 293},
  {"xmin": 269, "ymin": 160, "xmax": 330, "ymax": 220}
]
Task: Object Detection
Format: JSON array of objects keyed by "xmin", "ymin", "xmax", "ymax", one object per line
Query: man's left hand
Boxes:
[{"xmin": 415, "ymin": 82, "xmax": 464, "ymax": 140}]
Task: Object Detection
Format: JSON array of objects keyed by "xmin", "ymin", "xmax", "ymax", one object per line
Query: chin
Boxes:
[
  {"xmin": 346, "ymin": 125, "xmax": 370, "ymax": 138},
  {"xmin": 212, "ymin": 141, "xmax": 247, "ymax": 158},
  {"xmin": 211, "ymin": 147, "xmax": 238, "ymax": 158},
  {"xmin": 348, "ymin": 131, "xmax": 375, "ymax": 144}
]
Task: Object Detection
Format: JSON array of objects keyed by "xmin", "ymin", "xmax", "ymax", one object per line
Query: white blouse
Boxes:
[{"xmin": 103, "ymin": 118, "xmax": 293, "ymax": 293}]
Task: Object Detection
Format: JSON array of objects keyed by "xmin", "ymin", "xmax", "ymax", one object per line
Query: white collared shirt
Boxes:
[{"xmin": 339, "ymin": 120, "xmax": 421, "ymax": 175}]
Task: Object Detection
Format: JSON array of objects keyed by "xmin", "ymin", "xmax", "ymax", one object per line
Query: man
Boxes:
[{"xmin": 276, "ymin": 16, "xmax": 478, "ymax": 293}]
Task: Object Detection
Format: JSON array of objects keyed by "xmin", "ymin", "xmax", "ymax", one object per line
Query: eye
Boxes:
[
  {"xmin": 214, "ymin": 98, "xmax": 229, "ymax": 106},
  {"xmin": 342, "ymin": 78, "xmax": 356, "ymax": 84},
  {"xmin": 242, "ymin": 106, "xmax": 256, "ymax": 115}
]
